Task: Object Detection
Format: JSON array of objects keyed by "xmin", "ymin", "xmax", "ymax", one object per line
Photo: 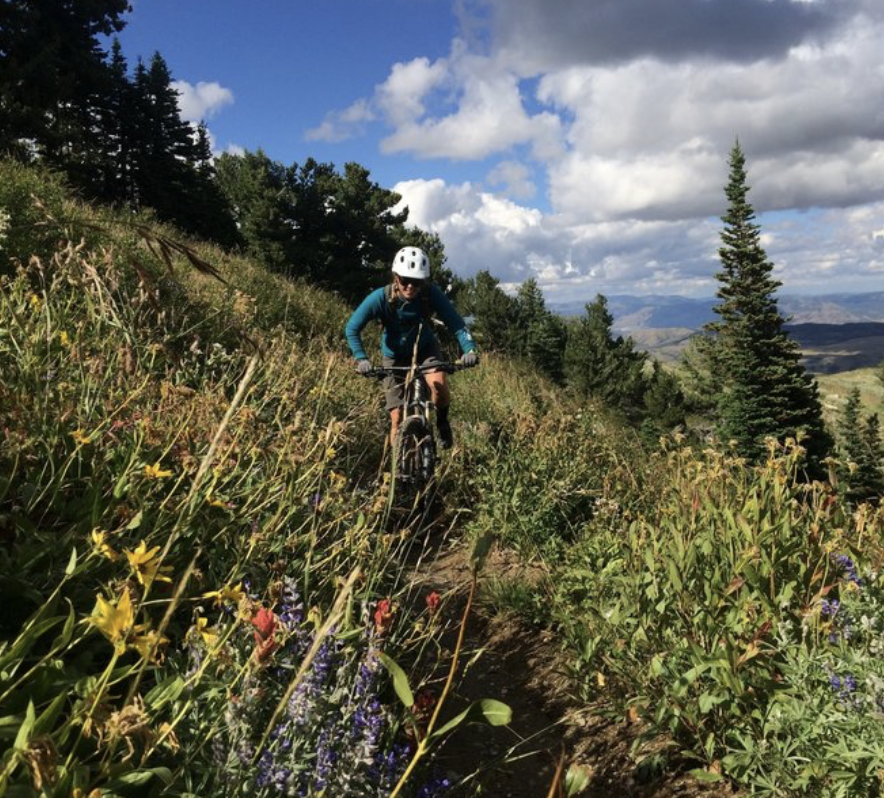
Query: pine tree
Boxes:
[
  {"xmin": 459, "ymin": 270, "xmax": 520, "ymax": 353},
  {"xmin": 641, "ymin": 360, "xmax": 688, "ymax": 441},
  {"xmin": 514, "ymin": 279, "xmax": 566, "ymax": 383},
  {"xmin": 0, "ymin": 0, "xmax": 129, "ymax": 182},
  {"xmin": 859, "ymin": 414, "xmax": 884, "ymax": 504},
  {"xmin": 131, "ymin": 53, "xmax": 196, "ymax": 223},
  {"xmin": 564, "ymin": 294, "xmax": 646, "ymax": 415},
  {"xmin": 214, "ymin": 150, "xmax": 297, "ymax": 273},
  {"xmin": 707, "ymin": 142, "xmax": 831, "ymax": 473},
  {"xmin": 180, "ymin": 122, "xmax": 239, "ymax": 245},
  {"xmin": 93, "ymin": 38, "xmax": 136, "ymax": 204},
  {"xmin": 838, "ymin": 389, "xmax": 884, "ymax": 505}
]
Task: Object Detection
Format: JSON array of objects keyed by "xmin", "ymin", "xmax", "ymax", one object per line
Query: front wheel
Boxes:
[{"xmin": 396, "ymin": 415, "xmax": 430, "ymax": 486}]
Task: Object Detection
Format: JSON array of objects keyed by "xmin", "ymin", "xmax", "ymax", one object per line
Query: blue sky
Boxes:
[{"xmin": 115, "ymin": 0, "xmax": 884, "ymax": 301}]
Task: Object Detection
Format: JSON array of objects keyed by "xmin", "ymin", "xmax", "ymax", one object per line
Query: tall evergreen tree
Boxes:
[
  {"xmin": 459, "ymin": 270, "xmax": 520, "ymax": 353},
  {"xmin": 0, "ymin": 0, "xmax": 130, "ymax": 174},
  {"xmin": 564, "ymin": 293, "xmax": 646, "ymax": 415},
  {"xmin": 707, "ymin": 142, "xmax": 831, "ymax": 473},
  {"xmin": 514, "ymin": 279, "xmax": 566, "ymax": 383},
  {"xmin": 838, "ymin": 388, "xmax": 884, "ymax": 505},
  {"xmin": 180, "ymin": 122, "xmax": 239, "ymax": 246},
  {"xmin": 131, "ymin": 53, "xmax": 197, "ymax": 222},
  {"xmin": 309, "ymin": 161, "xmax": 409, "ymax": 301},
  {"xmin": 641, "ymin": 360, "xmax": 688, "ymax": 441},
  {"xmin": 859, "ymin": 415, "xmax": 884, "ymax": 504},
  {"xmin": 215, "ymin": 150, "xmax": 297, "ymax": 272}
]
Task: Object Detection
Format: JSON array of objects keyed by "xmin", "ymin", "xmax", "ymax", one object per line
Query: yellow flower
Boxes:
[
  {"xmin": 29, "ymin": 293, "xmax": 42, "ymax": 312},
  {"xmin": 59, "ymin": 330, "xmax": 71, "ymax": 347},
  {"xmin": 89, "ymin": 588, "xmax": 135, "ymax": 654},
  {"xmin": 124, "ymin": 540, "xmax": 173, "ymax": 587},
  {"xmin": 91, "ymin": 528, "xmax": 118, "ymax": 561},
  {"xmin": 194, "ymin": 616, "xmax": 218, "ymax": 648},
  {"xmin": 130, "ymin": 628, "xmax": 169, "ymax": 663},
  {"xmin": 144, "ymin": 462, "xmax": 173, "ymax": 479},
  {"xmin": 71, "ymin": 429, "xmax": 92, "ymax": 446},
  {"xmin": 202, "ymin": 582, "xmax": 244, "ymax": 606}
]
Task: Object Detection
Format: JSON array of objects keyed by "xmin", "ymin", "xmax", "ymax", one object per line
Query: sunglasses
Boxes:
[{"xmin": 397, "ymin": 276, "xmax": 424, "ymax": 288}]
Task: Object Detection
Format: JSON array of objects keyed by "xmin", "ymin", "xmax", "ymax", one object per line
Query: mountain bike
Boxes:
[{"xmin": 363, "ymin": 361, "xmax": 470, "ymax": 493}]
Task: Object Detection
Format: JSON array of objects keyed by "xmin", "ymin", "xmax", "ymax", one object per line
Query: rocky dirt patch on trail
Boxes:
[{"xmin": 408, "ymin": 540, "xmax": 735, "ymax": 798}]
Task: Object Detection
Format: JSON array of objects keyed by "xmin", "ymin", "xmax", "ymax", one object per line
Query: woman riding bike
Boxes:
[{"xmin": 344, "ymin": 246, "xmax": 478, "ymax": 449}]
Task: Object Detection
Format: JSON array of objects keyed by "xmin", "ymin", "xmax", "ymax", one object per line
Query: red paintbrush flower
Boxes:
[
  {"xmin": 374, "ymin": 599, "xmax": 393, "ymax": 635},
  {"xmin": 425, "ymin": 591, "xmax": 441, "ymax": 616},
  {"xmin": 252, "ymin": 607, "xmax": 278, "ymax": 662}
]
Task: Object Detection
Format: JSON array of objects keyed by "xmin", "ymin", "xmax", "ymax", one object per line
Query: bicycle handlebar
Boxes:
[{"xmin": 362, "ymin": 361, "xmax": 475, "ymax": 379}]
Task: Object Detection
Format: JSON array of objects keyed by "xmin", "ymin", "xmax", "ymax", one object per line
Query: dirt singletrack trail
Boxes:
[{"xmin": 405, "ymin": 531, "xmax": 735, "ymax": 798}]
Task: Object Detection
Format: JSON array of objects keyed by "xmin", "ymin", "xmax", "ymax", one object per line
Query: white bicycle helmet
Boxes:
[{"xmin": 392, "ymin": 247, "xmax": 430, "ymax": 280}]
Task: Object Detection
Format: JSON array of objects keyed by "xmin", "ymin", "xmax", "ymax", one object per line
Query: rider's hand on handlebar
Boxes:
[
  {"xmin": 356, "ymin": 359, "xmax": 373, "ymax": 375},
  {"xmin": 461, "ymin": 351, "xmax": 479, "ymax": 368}
]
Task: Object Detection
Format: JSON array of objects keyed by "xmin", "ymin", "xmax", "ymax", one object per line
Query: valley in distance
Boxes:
[{"xmin": 550, "ymin": 290, "xmax": 884, "ymax": 375}]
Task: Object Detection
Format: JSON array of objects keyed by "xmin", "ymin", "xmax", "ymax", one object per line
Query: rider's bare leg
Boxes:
[
  {"xmin": 389, "ymin": 407, "xmax": 403, "ymax": 448},
  {"xmin": 424, "ymin": 370, "xmax": 450, "ymax": 410}
]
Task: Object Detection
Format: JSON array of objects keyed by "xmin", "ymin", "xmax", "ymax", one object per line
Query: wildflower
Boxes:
[
  {"xmin": 129, "ymin": 628, "xmax": 169, "ymax": 663},
  {"xmin": 374, "ymin": 599, "xmax": 394, "ymax": 635},
  {"xmin": 71, "ymin": 428, "xmax": 92, "ymax": 446},
  {"xmin": 144, "ymin": 462, "xmax": 173, "ymax": 479},
  {"xmin": 820, "ymin": 599, "xmax": 840, "ymax": 619},
  {"xmin": 89, "ymin": 588, "xmax": 135, "ymax": 654},
  {"xmin": 194, "ymin": 617, "xmax": 218, "ymax": 648},
  {"xmin": 417, "ymin": 774, "xmax": 453, "ymax": 797},
  {"xmin": 29, "ymin": 293, "xmax": 42, "ymax": 313},
  {"xmin": 124, "ymin": 541, "xmax": 173, "ymax": 587},
  {"xmin": 90, "ymin": 528, "xmax": 118, "ymax": 561},
  {"xmin": 833, "ymin": 553, "xmax": 863, "ymax": 587},
  {"xmin": 425, "ymin": 591, "xmax": 441, "ymax": 616},
  {"xmin": 207, "ymin": 493, "xmax": 231, "ymax": 509},
  {"xmin": 252, "ymin": 607, "xmax": 278, "ymax": 662},
  {"xmin": 58, "ymin": 331, "xmax": 70, "ymax": 347},
  {"xmin": 411, "ymin": 689, "xmax": 436, "ymax": 725},
  {"xmin": 203, "ymin": 582, "xmax": 244, "ymax": 607}
]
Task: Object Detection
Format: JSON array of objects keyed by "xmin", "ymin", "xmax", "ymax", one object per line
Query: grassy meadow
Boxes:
[{"xmin": 3, "ymin": 161, "xmax": 884, "ymax": 797}]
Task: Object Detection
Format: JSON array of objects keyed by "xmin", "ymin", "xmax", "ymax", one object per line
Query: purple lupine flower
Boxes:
[
  {"xmin": 833, "ymin": 554, "xmax": 863, "ymax": 587},
  {"xmin": 256, "ymin": 750, "xmax": 274, "ymax": 788},
  {"xmin": 287, "ymin": 634, "xmax": 336, "ymax": 727},
  {"xmin": 821, "ymin": 599, "xmax": 840, "ymax": 618},
  {"xmin": 417, "ymin": 774, "xmax": 453, "ymax": 797},
  {"xmin": 312, "ymin": 726, "xmax": 339, "ymax": 791}
]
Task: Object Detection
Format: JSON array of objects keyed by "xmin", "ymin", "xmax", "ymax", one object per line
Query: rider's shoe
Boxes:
[{"xmin": 437, "ymin": 419, "xmax": 454, "ymax": 450}]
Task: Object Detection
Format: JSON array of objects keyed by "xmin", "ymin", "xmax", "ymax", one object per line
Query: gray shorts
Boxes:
[{"xmin": 382, "ymin": 344, "xmax": 444, "ymax": 411}]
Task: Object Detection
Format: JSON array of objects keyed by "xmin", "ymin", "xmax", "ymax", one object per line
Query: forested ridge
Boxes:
[{"xmin": 3, "ymin": 3, "xmax": 884, "ymax": 796}]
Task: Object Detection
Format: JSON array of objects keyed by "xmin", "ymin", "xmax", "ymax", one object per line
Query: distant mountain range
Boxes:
[
  {"xmin": 549, "ymin": 290, "xmax": 884, "ymax": 329},
  {"xmin": 547, "ymin": 291, "xmax": 884, "ymax": 374}
]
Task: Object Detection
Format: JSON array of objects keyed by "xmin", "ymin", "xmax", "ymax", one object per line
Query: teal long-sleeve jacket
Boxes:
[{"xmin": 344, "ymin": 284, "xmax": 476, "ymax": 361}]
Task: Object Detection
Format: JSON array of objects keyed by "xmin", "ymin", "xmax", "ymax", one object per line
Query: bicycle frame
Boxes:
[{"xmin": 365, "ymin": 363, "xmax": 464, "ymax": 489}]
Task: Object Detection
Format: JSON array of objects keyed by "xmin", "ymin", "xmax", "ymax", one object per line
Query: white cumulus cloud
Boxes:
[
  {"xmin": 317, "ymin": 0, "xmax": 884, "ymax": 298},
  {"xmin": 172, "ymin": 80, "xmax": 234, "ymax": 122}
]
